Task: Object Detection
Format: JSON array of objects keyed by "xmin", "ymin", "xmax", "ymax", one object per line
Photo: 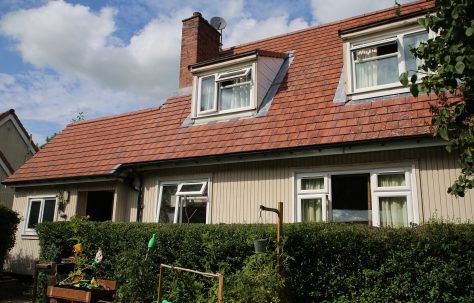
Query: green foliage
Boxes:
[
  {"xmin": 400, "ymin": 0, "xmax": 474, "ymax": 196},
  {"xmin": 37, "ymin": 222, "xmax": 474, "ymax": 302},
  {"xmin": 0, "ymin": 205, "xmax": 20, "ymax": 272}
]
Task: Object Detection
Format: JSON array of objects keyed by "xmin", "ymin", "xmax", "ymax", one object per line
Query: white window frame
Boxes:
[
  {"xmin": 156, "ymin": 179, "xmax": 210, "ymax": 224},
  {"xmin": 176, "ymin": 181, "xmax": 207, "ymax": 196},
  {"xmin": 197, "ymin": 75, "xmax": 218, "ymax": 114},
  {"xmin": 194, "ymin": 63, "xmax": 256, "ymax": 117},
  {"xmin": 294, "ymin": 166, "xmax": 419, "ymax": 227},
  {"xmin": 24, "ymin": 196, "xmax": 57, "ymax": 235},
  {"xmin": 343, "ymin": 23, "xmax": 432, "ymax": 100}
]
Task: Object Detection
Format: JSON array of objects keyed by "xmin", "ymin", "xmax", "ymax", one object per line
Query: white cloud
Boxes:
[
  {"xmin": 311, "ymin": 0, "xmax": 416, "ymax": 24},
  {"xmin": 224, "ymin": 15, "xmax": 308, "ymax": 47},
  {"xmin": 0, "ymin": 0, "xmax": 190, "ymax": 99},
  {"xmin": 0, "ymin": 71, "xmax": 152, "ymax": 144}
]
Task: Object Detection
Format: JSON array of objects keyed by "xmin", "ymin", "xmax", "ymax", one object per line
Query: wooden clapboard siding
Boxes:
[{"xmin": 140, "ymin": 146, "xmax": 473, "ymax": 224}]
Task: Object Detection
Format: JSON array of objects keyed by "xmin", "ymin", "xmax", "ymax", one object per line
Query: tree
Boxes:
[
  {"xmin": 400, "ymin": 0, "xmax": 474, "ymax": 197},
  {"xmin": 40, "ymin": 112, "xmax": 85, "ymax": 148}
]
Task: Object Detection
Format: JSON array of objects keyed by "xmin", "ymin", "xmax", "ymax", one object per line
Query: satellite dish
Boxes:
[{"xmin": 210, "ymin": 17, "xmax": 227, "ymax": 30}]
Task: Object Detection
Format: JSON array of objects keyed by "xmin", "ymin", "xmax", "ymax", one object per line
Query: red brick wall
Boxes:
[{"xmin": 179, "ymin": 12, "xmax": 220, "ymax": 88}]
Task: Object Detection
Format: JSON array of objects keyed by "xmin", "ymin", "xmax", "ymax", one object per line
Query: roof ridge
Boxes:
[
  {"xmin": 223, "ymin": 0, "xmax": 431, "ymax": 51},
  {"xmin": 67, "ymin": 106, "xmax": 162, "ymax": 127}
]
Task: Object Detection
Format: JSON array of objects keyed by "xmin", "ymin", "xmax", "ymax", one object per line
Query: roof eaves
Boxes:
[
  {"xmin": 1, "ymin": 173, "xmax": 120, "ymax": 187},
  {"xmin": 118, "ymin": 134, "xmax": 435, "ymax": 172}
]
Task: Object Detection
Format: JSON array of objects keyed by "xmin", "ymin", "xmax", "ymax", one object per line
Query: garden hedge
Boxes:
[
  {"xmin": 37, "ymin": 220, "xmax": 474, "ymax": 302},
  {"xmin": 0, "ymin": 205, "xmax": 20, "ymax": 273}
]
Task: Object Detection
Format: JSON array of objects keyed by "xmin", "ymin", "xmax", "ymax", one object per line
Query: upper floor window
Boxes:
[
  {"xmin": 342, "ymin": 20, "xmax": 430, "ymax": 100},
  {"xmin": 190, "ymin": 49, "xmax": 286, "ymax": 121},
  {"xmin": 198, "ymin": 66, "xmax": 254, "ymax": 115}
]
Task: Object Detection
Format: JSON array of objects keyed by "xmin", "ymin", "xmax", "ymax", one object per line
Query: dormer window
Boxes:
[
  {"xmin": 190, "ymin": 50, "xmax": 287, "ymax": 121},
  {"xmin": 341, "ymin": 19, "xmax": 430, "ymax": 100},
  {"xmin": 198, "ymin": 67, "xmax": 254, "ymax": 115}
]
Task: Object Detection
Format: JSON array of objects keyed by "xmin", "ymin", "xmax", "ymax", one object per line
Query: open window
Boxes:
[
  {"xmin": 341, "ymin": 20, "xmax": 430, "ymax": 100},
  {"xmin": 157, "ymin": 180, "xmax": 209, "ymax": 224},
  {"xmin": 296, "ymin": 167, "xmax": 418, "ymax": 227},
  {"xmin": 24, "ymin": 197, "xmax": 56, "ymax": 235},
  {"xmin": 197, "ymin": 66, "xmax": 254, "ymax": 116}
]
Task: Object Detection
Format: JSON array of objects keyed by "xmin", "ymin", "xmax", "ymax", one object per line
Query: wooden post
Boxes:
[
  {"xmin": 157, "ymin": 264, "xmax": 164, "ymax": 303},
  {"xmin": 276, "ymin": 201, "xmax": 283, "ymax": 275},
  {"xmin": 217, "ymin": 273, "xmax": 224, "ymax": 303},
  {"xmin": 259, "ymin": 202, "xmax": 284, "ymax": 275}
]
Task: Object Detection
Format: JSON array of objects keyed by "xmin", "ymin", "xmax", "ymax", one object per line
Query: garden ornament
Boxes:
[{"xmin": 92, "ymin": 249, "xmax": 103, "ymax": 266}]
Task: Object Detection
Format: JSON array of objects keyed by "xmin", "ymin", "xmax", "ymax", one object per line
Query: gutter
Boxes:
[{"xmin": 3, "ymin": 135, "xmax": 445, "ymax": 187}]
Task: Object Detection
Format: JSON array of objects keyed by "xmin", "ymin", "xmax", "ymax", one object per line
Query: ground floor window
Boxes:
[
  {"xmin": 25, "ymin": 197, "xmax": 56, "ymax": 234},
  {"xmin": 296, "ymin": 166, "xmax": 418, "ymax": 227},
  {"xmin": 157, "ymin": 180, "xmax": 209, "ymax": 224}
]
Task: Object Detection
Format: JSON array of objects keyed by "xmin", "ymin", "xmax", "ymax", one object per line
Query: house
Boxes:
[
  {"xmin": 0, "ymin": 109, "xmax": 38, "ymax": 209},
  {"xmin": 3, "ymin": 0, "xmax": 473, "ymax": 274}
]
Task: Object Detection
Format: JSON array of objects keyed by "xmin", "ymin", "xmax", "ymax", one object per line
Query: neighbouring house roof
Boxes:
[
  {"xmin": 4, "ymin": 0, "xmax": 436, "ymax": 185},
  {"xmin": 0, "ymin": 151, "xmax": 14, "ymax": 175},
  {"xmin": 0, "ymin": 109, "xmax": 39, "ymax": 154}
]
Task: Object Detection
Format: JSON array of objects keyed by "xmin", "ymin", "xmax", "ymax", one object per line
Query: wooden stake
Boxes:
[{"xmin": 157, "ymin": 264, "xmax": 164, "ymax": 302}]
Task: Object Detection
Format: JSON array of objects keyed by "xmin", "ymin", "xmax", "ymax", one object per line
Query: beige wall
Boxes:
[
  {"xmin": 6, "ymin": 181, "xmax": 125, "ymax": 274},
  {"xmin": 142, "ymin": 146, "xmax": 473, "ymax": 224},
  {"xmin": 7, "ymin": 145, "xmax": 474, "ymax": 274}
]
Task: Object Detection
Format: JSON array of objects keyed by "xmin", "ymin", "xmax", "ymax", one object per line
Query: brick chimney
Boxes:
[{"xmin": 179, "ymin": 12, "xmax": 221, "ymax": 88}]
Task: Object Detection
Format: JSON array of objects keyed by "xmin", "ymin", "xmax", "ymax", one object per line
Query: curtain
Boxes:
[
  {"xmin": 200, "ymin": 76, "xmax": 215, "ymax": 111},
  {"xmin": 380, "ymin": 196, "xmax": 408, "ymax": 227},
  {"xmin": 220, "ymin": 83, "xmax": 250, "ymax": 110},
  {"xmin": 302, "ymin": 198, "xmax": 323, "ymax": 222},
  {"xmin": 378, "ymin": 174, "xmax": 406, "ymax": 187},
  {"xmin": 301, "ymin": 178, "xmax": 324, "ymax": 190}
]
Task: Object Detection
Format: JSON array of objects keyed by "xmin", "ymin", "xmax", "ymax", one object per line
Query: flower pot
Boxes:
[{"xmin": 254, "ymin": 239, "xmax": 268, "ymax": 253}]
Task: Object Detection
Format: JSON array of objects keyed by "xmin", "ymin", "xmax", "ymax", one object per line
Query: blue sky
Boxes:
[{"xmin": 0, "ymin": 0, "xmax": 414, "ymax": 145}]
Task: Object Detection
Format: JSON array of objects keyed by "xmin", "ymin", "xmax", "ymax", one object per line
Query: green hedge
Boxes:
[
  {"xmin": 37, "ymin": 221, "xmax": 474, "ymax": 302},
  {"xmin": 0, "ymin": 205, "xmax": 20, "ymax": 272}
]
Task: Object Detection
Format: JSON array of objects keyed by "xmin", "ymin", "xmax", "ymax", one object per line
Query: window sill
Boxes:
[
  {"xmin": 348, "ymin": 85, "xmax": 409, "ymax": 101},
  {"xmin": 21, "ymin": 233, "xmax": 39, "ymax": 240},
  {"xmin": 192, "ymin": 108, "xmax": 257, "ymax": 125}
]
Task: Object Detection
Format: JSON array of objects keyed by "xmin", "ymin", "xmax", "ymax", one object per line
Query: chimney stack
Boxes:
[{"xmin": 179, "ymin": 12, "xmax": 221, "ymax": 89}]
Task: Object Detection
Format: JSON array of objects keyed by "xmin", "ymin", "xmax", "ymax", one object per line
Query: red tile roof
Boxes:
[{"xmin": 4, "ymin": 0, "xmax": 436, "ymax": 184}]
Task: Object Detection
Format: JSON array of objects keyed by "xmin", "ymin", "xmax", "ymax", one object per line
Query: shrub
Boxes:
[
  {"xmin": 37, "ymin": 221, "xmax": 474, "ymax": 302},
  {"xmin": 0, "ymin": 205, "xmax": 20, "ymax": 272}
]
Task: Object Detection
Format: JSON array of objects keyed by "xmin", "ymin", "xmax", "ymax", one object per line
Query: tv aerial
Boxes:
[{"xmin": 210, "ymin": 16, "xmax": 227, "ymax": 48}]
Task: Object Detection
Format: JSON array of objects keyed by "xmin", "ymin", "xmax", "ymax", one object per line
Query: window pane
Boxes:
[
  {"xmin": 379, "ymin": 196, "xmax": 408, "ymax": 227},
  {"xmin": 159, "ymin": 185, "xmax": 178, "ymax": 223},
  {"xmin": 220, "ymin": 83, "xmax": 251, "ymax": 110},
  {"xmin": 42, "ymin": 199, "xmax": 56, "ymax": 222},
  {"xmin": 404, "ymin": 32, "xmax": 428, "ymax": 77},
  {"xmin": 301, "ymin": 198, "xmax": 322, "ymax": 222},
  {"xmin": 378, "ymin": 173, "xmax": 406, "ymax": 187},
  {"xmin": 27, "ymin": 201, "xmax": 41, "ymax": 229},
  {"xmin": 179, "ymin": 183, "xmax": 204, "ymax": 193},
  {"xmin": 355, "ymin": 56, "xmax": 398, "ymax": 88},
  {"xmin": 181, "ymin": 199, "xmax": 207, "ymax": 223},
  {"xmin": 200, "ymin": 76, "xmax": 215, "ymax": 112},
  {"xmin": 301, "ymin": 178, "xmax": 324, "ymax": 190}
]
